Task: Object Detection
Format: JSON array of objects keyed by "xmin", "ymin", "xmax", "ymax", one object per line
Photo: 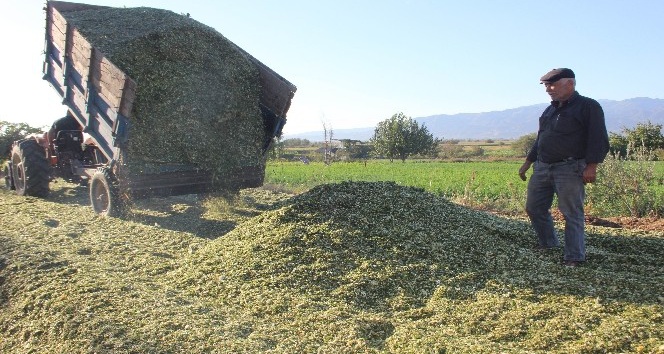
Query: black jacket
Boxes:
[{"xmin": 527, "ymin": 92, "xmax": 610, "ymax": 164}]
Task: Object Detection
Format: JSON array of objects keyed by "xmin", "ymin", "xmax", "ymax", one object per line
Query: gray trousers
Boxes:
[{"xmin": 526, "ymin": 159, "xmax": 587, "ymax": 261}]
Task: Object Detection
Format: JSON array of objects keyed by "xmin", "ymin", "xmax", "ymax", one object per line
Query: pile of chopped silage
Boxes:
[
  {"xmin": 65, "ymin": 7, "xmax": 266, "ymax": 181},
  {"xmin": 1, "ymin": 181, "xmax": 663, "ymax": 353}
]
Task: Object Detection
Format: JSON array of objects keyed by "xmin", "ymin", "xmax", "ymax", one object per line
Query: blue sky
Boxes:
[{"xmin": 3, "ymin": 1, "xmax": 663, "ymax": 135}]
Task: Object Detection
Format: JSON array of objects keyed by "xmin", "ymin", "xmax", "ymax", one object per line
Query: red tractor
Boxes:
[{"xmin": 5, "ymin": 114, "xmax": 116, "ymax": 212}]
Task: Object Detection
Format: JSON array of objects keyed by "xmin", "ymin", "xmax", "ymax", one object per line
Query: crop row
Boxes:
[
  {"xmin": 265, "ymin": 160, "xmax": 664, "ymax": 215},
  {"xmin": 265, "ymin": 160, "xmax": 525, "ymax": 199}
]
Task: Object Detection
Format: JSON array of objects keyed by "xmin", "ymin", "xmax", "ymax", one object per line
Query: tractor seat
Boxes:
[{"xmin": 54, "ymin": 130, "xmax": 84, "ymax": 154}]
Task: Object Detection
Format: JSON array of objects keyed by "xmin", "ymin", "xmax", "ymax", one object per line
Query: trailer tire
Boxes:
[
  {"xmin": 10, "ymin": 139, "xmax": 50, "ymax": 197},
  {"xmin": 90, "ymin": 169, "xmax": 126, "ymax": 217},
  {"xmin": 4, "ymin": 162, "xmax": 15, "ymax": 190}
]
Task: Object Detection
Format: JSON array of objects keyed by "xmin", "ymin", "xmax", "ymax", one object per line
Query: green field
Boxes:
[
  {"xmin": 266, "ymin": 160, "xmax": 664, "ymax": 215},
  {"xmin": 266, "ymin": 160, "xmax": 523, "ymax": 196}
]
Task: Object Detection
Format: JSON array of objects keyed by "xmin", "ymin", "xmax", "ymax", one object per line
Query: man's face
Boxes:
[{"xmin": 543, "ymin": 79, "xmax": 575, "ymax": 101}]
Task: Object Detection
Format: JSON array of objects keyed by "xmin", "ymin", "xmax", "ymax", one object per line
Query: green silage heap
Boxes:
[
  {"xmin": 66, "ymin": 7, "xmax": 265, "ymax": 182},
  {"xmin": 1, "ymin": 181, "xmax": 663, "ymax": 352}
]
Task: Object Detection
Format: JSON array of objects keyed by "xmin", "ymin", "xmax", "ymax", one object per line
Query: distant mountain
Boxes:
[{"xmin": 284, "ymin": 97, "xmax": 664, "ymax": 142}]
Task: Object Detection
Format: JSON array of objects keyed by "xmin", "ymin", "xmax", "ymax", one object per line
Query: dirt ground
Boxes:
[
  {"xmin": 586, "ymin": 215, "xmax": 664, "ymax": 232},
  {"xmin": 548, "ymin": 209, "xmax": 663, "ymax": 232}
]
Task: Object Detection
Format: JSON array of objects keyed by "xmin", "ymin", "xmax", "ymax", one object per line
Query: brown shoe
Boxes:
[
  {"xmin": 562, "ymin": 260, "xmax": 583, "ymax": 267},
  {"xmin": 533, "ymin": 244, "xmax": 558, "ymax": 251}
]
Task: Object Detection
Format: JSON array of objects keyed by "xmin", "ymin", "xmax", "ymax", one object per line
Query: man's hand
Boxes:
[
  {"xmin": 583, "ymin": 163, "xmax": 599, "ymax": 184},
  {"xmin": 519, "ymin": 161, "xmax": 533, "ymax": 181}
]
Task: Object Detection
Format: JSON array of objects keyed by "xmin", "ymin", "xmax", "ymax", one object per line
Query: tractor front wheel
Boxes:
[{"xmin": 89, "ymin": 169, "xmax": 126, "ymax": 217}]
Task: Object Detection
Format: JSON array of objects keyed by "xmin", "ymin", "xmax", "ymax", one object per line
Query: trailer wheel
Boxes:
[
  {"xmin": 90, "ymin": 169, "xmax": 126, "ymax": 217},
  {"xmin": 4, "ymin": 162, "xmax": 14, "ymax": 190},
  {"xmin": 10, "ymin": 139, "xmax": 50, "ymax": 197}
]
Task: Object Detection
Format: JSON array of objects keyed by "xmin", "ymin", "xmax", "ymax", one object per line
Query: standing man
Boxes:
[{"xmin": 518, "ymin": 68, "xmax": 610, "ymax": 267}]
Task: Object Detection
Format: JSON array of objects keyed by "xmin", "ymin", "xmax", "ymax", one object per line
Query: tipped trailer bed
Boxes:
[{"xmin": 4, "ymin": 1, "xmax": 296, "ymax": 216}]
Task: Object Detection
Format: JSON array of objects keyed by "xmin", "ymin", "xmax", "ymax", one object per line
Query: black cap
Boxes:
[{"xmin": 540, "ymin": 68, "xmax": 575, "ymax": 83}]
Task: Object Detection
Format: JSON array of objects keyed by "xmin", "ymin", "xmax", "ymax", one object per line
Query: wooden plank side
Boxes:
[
  {"xmin": 69, "ymin": 47, "xmax": 90, "ymax": 89},
  {"xmin": 90, "ymin": 91, "xmax": 117, "ymax": 128},
  {"xmin": 118, "ymin": 78, "xmax": 137, "ymax": 118},
  {"xmin": 45, "ymin": 40, "xmax": 64, "ymax": 70},
  {"xmin": 87, "ymin": 107, "xmax": 116, "ymax": 160},
  {"xmin": 49, "ymin": 1, "xmax": 111, "ymax": 56},
  {"xmin": 48, "ymin": 1, "xmax": 125, "ymax": 162},
  {"xmin": 68, "ymin": 29, "xmax": 91, "ymax": 91},
  {"xmin": 51, "ymin": 3, "xmax": 135, "ymax": 120},
  {"xmin": 50, "ymin": 6, "xmax": 67, "ymax": 35},
  {"xmin": 48, "ymin": 10, "xmax": 67, "ymax": 58},
  {"xmin": 258, "ymin": 69, "xmax": 296, "ymax": 117},
  {"xmin": 91, "ymin": 52, "xmax": 134, "ymax": 115},
  {"xmin": 67, "ymin": 83, "xmax": 88, "ymax": 124},
  {"xmin": 88, "ymin": 50, "xmax": 119, "ymax": 111},
  {"xmin": 90, "ymin": 107, "xmax": 115, "ymax": 140},
  {"xmin": 99, "ymin": 57, "xmax": 128, "ymax": 108},
  {"xmin": 47, "ymin": 57, "xmax": 67, "ymax": 90}
]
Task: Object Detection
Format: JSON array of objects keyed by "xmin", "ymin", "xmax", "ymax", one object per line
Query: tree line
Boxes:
[
  {"xmin": 272, "ymin": 114, "xmax": 664, "ymax": 162},
  {"xmin": 0, "ymin": 121, "xmax": 46, "ymax": 157},
  {"xmin": 2, "ymin": 118, "xmax": 663, "ymax": 164}
]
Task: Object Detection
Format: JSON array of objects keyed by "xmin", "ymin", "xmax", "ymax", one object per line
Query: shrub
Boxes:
[
  {"xmin": 588, "ymin": 145, "xmax": 660, "ymax": 217},
  {"xmin": 438, "ymin": 145, "xmax": 484, "ymax": 159},
  {"xmin": 511, "ymin": 133, "xmax": 537, "ymax": 157}
]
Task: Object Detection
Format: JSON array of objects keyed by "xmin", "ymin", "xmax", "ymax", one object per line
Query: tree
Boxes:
[
  {"xmin": 1, "ymin": 121, "xmax": 45, "ymax": 158},
  {"xmin": 370, "ymin": 112, "xmax": 438, "ymax": 162},
  {"xmin": 610, "ymin": 121, "xmax": 663, "ymax": 159},
  {"xmin": 608, "ymin": 132, "xmax": 629, "ymax": 157},
  {"xmin": 282, "ymin": 138, "xmax": 311, "ymax": 147},
  {"xmin": 511, "ymin": 133, "xmax": 537, "ymax": 157},
  {"xmin": 624, "ymin": 121, "xmax": 664, "ymax": 150},
  {"xmin": 267, "ymin": 135, "xmax": 285, "ymax": 160},
  {"xmin": 338, "ymin": 139, "xmax": 371, "ymax": 160}
]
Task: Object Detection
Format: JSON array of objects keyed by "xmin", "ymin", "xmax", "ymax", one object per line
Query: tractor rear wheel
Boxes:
[
  {"xmin": 89, "ymin": 168, "xmax": 126, "ymax": 217},
  {"xmin": 10, "ymin": 139, "xmax": 50, "ymax": 197}
]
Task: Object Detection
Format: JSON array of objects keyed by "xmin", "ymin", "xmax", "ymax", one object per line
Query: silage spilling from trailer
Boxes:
[{"xmin": 65, "ymin": 7, "xmax": 266, "ymax": 184}]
